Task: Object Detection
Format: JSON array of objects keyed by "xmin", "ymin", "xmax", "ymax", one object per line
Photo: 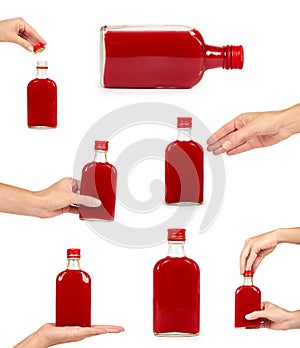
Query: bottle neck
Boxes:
[
  {"xmin": 204, "ymin": 45, "xmax": 227, "ymax": 70},
  {"xmin": 177, "ymin": 127, "xmax": 192, "ymax": 141},
  {"xmin": 36, "ymin": 67, "xmax": 48, "ymax": 79},
  {"xmin": 67, "ymin": 258, "xmax": 81, "ymax": 270},
  {"xmin": 168, "ymin": 241, "xmax": 186, "ymax": 257},
  {"xmin": 243, "ymin": 276, "xmax": 254, "ymax": 286},
  {"xmin": 94, "ymin": 150, "xmax": 107, "ymax": 163}
]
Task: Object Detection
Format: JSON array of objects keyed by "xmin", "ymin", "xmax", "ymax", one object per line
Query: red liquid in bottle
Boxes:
[
  {"xmin": 153, "ymin": 229, "xmax": 200, "ymax": 336},
  {"xmin": 56, "ymin": 249, "xmax": 91, "ymax": 327},
  {"xmin": 79, "ymin": 141, "xmax": 117, "ymax": 221},
  {"xmin": 101, "ymin": 25, "xmax": 243, "ymax": 88},
  {"xmin": 235, "ymin": 270, "xmax": 261, "ymax": 328},
  {"xmin": 165, "ymin": 117, "xmax": 204, "ymax": 204},
  {"xmin": 27, "ymin": 61, "xmax": 57, "ymax": 128}
]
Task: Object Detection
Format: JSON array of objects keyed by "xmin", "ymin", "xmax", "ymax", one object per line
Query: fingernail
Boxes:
[
  {"xmin": 92, "ymin": 198, "xmax": 102, "ymax": 206},
  {"xmin": 245, "ymin": 314, "xmax": 251, "ymax": 320},
  {"xmin": 222, "ymin": 140, "xmax": 232, "ymax": 150},
  {"xmin": 27, "ymin": 45, "xmax": 34, "ymax": 52}
]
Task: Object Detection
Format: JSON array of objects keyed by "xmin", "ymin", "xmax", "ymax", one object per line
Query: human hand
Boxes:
[
  {"xmin": 245, "ymin": 302, "xmax": 300, "ymax": 330},
  {"xmin": 14, "ymin": 323, "xmax": 124, "ymax": 348},
  {"xmin": 239, "ymin": 230, "xmax": 280, "ymax": 274},
  {"xmin": 34, "ymin": 177, "xmax": 101, "ymax": 218},
  {"xmin": 207, "ymin": 104, "xmax": 300, "ymax": 155},
  {"xmin": 0, "ymin": 17, "xmax": 46, "ymax": 52}
]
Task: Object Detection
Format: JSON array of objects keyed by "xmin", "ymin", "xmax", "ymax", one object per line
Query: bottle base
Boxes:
[
  {"xmin": 235, "ymin": 326, "xmax": 260, "ymax": 329},
  {"xmin": 165, "ymin": 201, "xmax": 203, "ymax": 206},
  {"xmin": 79, "ymin": 217, "xmax": 114, "ymax": 222},
  {"xmin": 28, "ymin": 125, "xmax": 57, "ymax": 129},
  {"xmin": 154, "ymin": 332, "xmax": 199, "ymax": 337}
]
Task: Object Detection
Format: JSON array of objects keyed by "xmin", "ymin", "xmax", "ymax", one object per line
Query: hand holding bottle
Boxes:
[
  {"xmin": 245, "ymin": 302, "xmax": 300, "ymax": 330},
  {"xmin": 0, "ymin": 17, "xmax": 46, "ymax": 52},
  {"xmin": 207, "ymin": 103, "xmax": 300, "ymax": 155},
  {"xmin": 240, "ymin": 228, "xmax": 300, "ymax": 275},
  {"xmin": 13, "ymin": 323, "xmax": 124, "ymax": 348},
  {"xmin": 0, "ymin": 177, "xmax": 101, "ymax": 218}
]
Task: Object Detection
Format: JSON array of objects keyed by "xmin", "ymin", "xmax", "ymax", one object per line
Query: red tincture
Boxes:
[
  {"xmin": 100, "ymin": 25, "xmax": 243, "ymax": 88},
  {"xmin": 79, "ymin": 141, "xmax": 117, "ymax": 221},
  {"xmin": 235, "ymin": 270, "xmax": 261, "ymax": 328},
  {"xmin": 56, "ymin": 249, "xmax": 91, "ymax": 327},
  {"xmin": 153, "ymin": 229, "xmax": 200, "ymax": 336},
  {"xmin": 27, "ymin": 61, "xmax": 57, "ymax": 128},
  {"xmin": 165, "ymin": 117, "xmax": 204, "ymax": 204}
]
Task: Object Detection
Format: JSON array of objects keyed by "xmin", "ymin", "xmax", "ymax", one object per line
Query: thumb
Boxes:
[
  {"xmin": 221, "ymin": 125, "xmax": 254, "ymax": 151},
  {"xmin": 245, "ymin": 310, "xmax": 265, "ymax": 320},
  {"xmin": 74, "ymin": 193, "xmax": 102, "ymax": 207},
  {"xmin": 13, "ymin": 35, "xmax": 33, "ymax": 52}
]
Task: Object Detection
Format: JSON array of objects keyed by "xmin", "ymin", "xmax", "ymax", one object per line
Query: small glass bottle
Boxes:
[
  {"xmin": 56, "ymin": 249, "xmax": 91, "ymax": 327},
  {"xmin": 79, "ymin": 140, "xmax": 117, "ymax": 221},
  {"xmin": 153, "ymin": 228, "xmax": 200, "ymax": 336},
  {"xmin": 27, "ymin": 60, "xmax": 57, "ymax": 128},
  {"xmin": 165, "ymin": 117, "xmax": 204, "ymax": 205},
  {"xmin": 235, "ymin": 270, "xmax": 261, "ymax": 329},
  {"xmin": 100, "ymin": 25, "xmax": 244, "ymax": 88}
]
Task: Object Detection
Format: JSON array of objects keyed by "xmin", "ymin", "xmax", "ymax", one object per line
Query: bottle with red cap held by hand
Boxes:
[
  {"xmin": 153, "ymin": 228, "xmax": 200, "ymax": 336},
  {"xmin": 79, "ymin": 140, "xmax": 117, "ymax": 221},
  {"xmin": 100, "ymin": 25, "xmax": 244, "ymax": 88},
  {"xmin": 27, "ymin": 60, "xmax": 57, "ymax": 128},
  {"xmin": 56, "ymin": 249, "xmax": 91, "ymax": 327},
  {"xmin": 165, "ymin": 117, "xmax": 204, "ymax": 205},
  {"xmin": 235, "ymin": 270, "xmax": 261, "ymax": 328}
]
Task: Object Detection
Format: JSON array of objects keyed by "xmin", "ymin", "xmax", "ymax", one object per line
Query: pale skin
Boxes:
[
  {"xmin": 0, "ymin": 177, "xmax": 101, "ymax": 218},
  {"xmin": 0, "ymin": 17, "xmax": 46, "ymax": 52},
  {"xmin": 240, "ymin": 228, "xmax": 300, "ymax": 330},
  {"xmin": 14, "ymin": 323, "xmax": 124, "ymax": 348},
  {"xmin": 207, "ymin": 103, "xmax": 300, "ymax": 155}
]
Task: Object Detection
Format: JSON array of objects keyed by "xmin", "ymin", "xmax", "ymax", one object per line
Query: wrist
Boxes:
[
  {"xmin": 31, "ymin": 190, "xmax": 51, "ymax": 218},
  {"xmin": 285, "ymin": 310, "xmax": 300, "ymax": 330},
  {"xmin": 280, "ymin": 104, "xmax": 300, "ymax": 136},
  {"xmin": 273, "ymin": 228, "xmax": 286, "ymax": 244}
]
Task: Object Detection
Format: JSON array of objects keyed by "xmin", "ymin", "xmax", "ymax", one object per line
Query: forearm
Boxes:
[
  {"xmin": 14, "ymin": 331, "xmax": 46, "ymax": 348},
  {"xmin": 274, "ymin": 227, "xmax": 300, "ymax": 245},
  {"xmin": 0, "ymin": 183, "xmax": 43, "ymax": 217}
]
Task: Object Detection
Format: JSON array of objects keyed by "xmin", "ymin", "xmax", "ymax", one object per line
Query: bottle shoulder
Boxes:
[
  {"xmin": 56, "ymin": 269, "xmax": 91, "ymax": 282},
  {"xmin": 27, "ymin": 78, "xmax": 56, "ymax": 87},
  {"xmin": 235, "ymin": 284, "xmax": 261, "ymax": 295},
  {"xmin": 154, "ymin": 256, "xmax": 199, "ymax": 271},
  {"xmin": 166, "ymin": 139, "xmax": 203, "ymax": 151},
  {"xmin": 82, "ymin": 161, "xmax": 117, "ymax": 173}
]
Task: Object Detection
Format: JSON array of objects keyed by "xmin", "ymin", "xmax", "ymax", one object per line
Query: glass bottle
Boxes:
[
  {"xmin": 153, "ymin": 228, "xmax": 200, "ymax": 336},
  {"xmin": 79, "ymin": 140, "xmax": 117, "ymax": 221},
  {"xmin": 56, "ymin": 249, "xmax": 91, "ymax": 327},
  {"xmin": 100, "ymin": 25, "xmax": 244, "ymax": 88},
  {"xmin": 235, "ymin": 270, "xmax": 261, "ymax": 328},
  {"xmin": 165, "ymin": 117, "xmax": 204, "ymax": 205},
  {"xmin": 27, "ymin": 60, "xmax": 57, "ymax": 128}
]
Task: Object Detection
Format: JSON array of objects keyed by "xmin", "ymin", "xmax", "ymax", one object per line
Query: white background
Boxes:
[{"xmin": 1, "ymin": 0, "xmax": 300, "ymax": 347}]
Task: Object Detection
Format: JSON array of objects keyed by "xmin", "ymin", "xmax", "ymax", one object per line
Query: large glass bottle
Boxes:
[
  {"xmin": 79, "ymin": 140, "xmax": 117, "ymax": 221},
  {"xmin": 165, "ymin": 117, "xmax": 204, "ymax": 205},
  {"xmin": 100, "ymin": 25, "xmax": 244, "ymax": 88},
  {"xmin": 27, "ymin": 60, "xmax": 57, "ymax": 128},
  {"xmin": 153, "ymin": 228, "xmax": 200, "ymax": 336},
  {"xmin": 56, "ymin": 249, "xmax": 91, "ymax": 327},
  {"xmin": 235, "ymin": 270, "xmax": 261, "ymax": 328}
]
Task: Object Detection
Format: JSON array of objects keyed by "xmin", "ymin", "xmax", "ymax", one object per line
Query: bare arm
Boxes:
[{"xmin": 0, "ymin": 178, "xmax": 101, "ymax": 218}]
